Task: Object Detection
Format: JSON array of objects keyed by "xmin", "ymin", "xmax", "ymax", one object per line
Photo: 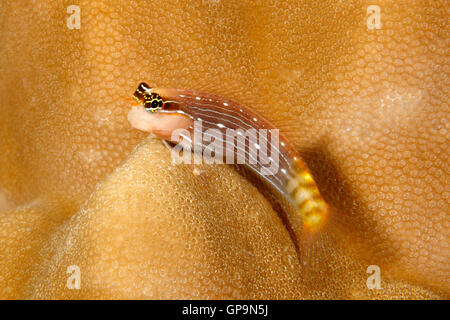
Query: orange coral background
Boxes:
[{"xmin": 0, "ymin": 0, "xmax": 448, "ymax": 299}]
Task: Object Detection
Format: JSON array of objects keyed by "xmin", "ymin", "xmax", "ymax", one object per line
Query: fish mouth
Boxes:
[{"xmin": 124, "ymin": 97, "xmax": 141, "ymax": 107}]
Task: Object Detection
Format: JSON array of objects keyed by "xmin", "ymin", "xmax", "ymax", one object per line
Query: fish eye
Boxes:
[{"xmin": 144, "ymin": 98, "xmax": 162, "ymax": 112}]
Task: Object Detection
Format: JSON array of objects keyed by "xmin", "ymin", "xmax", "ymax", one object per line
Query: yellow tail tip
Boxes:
[{"xmin": 302, "ymin": 204, "xmax": 328, "ymax": 233}]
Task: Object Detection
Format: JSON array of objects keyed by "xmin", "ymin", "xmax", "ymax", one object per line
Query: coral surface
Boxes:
[{"xmin": 0, "ymin": 0, "xmax": 448, "ymax": 299}]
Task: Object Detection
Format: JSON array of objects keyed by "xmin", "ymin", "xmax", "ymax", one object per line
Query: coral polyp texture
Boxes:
[{"xmin": 0, "ymin": 0, "xmax": 448, "ymax": 299}]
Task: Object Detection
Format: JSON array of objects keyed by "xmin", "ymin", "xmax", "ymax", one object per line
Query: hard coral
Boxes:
[{"xmin": 0, "ymin": 0, "xmax": 448, "ymax": 299}]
